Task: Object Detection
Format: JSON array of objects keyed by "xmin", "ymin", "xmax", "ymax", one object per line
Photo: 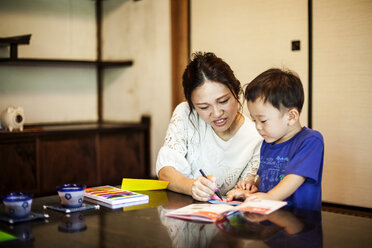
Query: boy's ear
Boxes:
[{"xmin": 287, "ymin": 108, "xmax": 300, "ymax": 125}]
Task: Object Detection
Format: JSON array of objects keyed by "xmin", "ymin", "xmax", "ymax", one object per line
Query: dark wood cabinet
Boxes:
[
  {"xmin": 99, "ymin": 131, "xmax": 146, "ymax": 185},
  {"xmin": 0, "ymin": 117, "xmax": 150, "ymax": 196},
  {"xmin": 39, "ymin": 134, "xmax": 98, "ymax": 195},
  {"xmin": 0, "ymin": 138, "xmax": 38, "ymax": 195}
]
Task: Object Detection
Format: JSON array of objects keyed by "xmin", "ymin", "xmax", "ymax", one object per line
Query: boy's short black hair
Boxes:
[{"xmin": 244, "ymin": 68, "xmax": 304, "ymax": 113}]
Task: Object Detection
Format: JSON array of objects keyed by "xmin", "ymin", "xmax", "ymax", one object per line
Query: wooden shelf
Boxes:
[
  {"xmin": 0, "ymin": 58, "xmax": 133, "ymax": 67},
  {"xmin": 0, "ymin": 117, "xmax": 150, "ymax": 138},
  {"xmin": 0, "ymin": 2, "xmax": 135, "ymax": 124}
]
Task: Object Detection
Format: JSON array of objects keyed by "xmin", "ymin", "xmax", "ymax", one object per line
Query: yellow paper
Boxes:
[
  {"xmin": 121, "ymin": 178, "xmax": 169, "ymax": 191},
  {"xmin": 122, "ymin": 190, "xmax": 169, "ymax": 212}
]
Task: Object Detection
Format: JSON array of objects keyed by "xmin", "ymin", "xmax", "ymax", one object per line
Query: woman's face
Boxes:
[{"xmin": 191, "ymin": 81, "xmax": 239, "ymax": 136}]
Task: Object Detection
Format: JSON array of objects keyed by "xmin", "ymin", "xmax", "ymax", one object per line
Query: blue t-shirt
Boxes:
[{"xmin": 257, "ymin": 127, "xmax": 324, "ymax": 211}]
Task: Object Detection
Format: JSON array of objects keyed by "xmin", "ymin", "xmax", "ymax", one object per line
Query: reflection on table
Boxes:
[
  {"xmin": 0, "ymin": 190, "xmax": 371, "ymax": 248},
  {"xmin": 215, "ymin": 208, "xmax": 322, "ymax": 247}
]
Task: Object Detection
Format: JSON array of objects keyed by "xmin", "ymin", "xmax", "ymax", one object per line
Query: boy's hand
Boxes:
[
  {"xmin": 226, "ymin": 190, "xmax": 270, "ymax": 202},
  {"xmin": 225, "ymin": 188, "xmax": 250, "ymax": 201},
  {"xmin": 235, "ymin": 181, "xmax": 258, "ymax": 193},
  {"xmin": 237, "ymin": 174, "xmax": 260, "ymax": 192}
]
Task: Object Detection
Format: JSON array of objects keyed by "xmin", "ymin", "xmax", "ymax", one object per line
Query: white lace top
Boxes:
[{"xmin": 156, "ymin": 102, "xmax": 263, "ymax": 194}]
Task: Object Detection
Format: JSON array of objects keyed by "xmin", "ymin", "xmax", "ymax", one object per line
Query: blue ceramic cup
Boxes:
[
  {"xmin": 57, "ymin": 184, "xmax": 86, "ymax": 208},
  {"xmin": 2, "ymin": 193, "xmax": 33, "ymax": 218}
]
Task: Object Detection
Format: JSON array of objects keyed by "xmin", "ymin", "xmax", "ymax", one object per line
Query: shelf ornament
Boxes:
[{"xmin": 0, "ymin": 106, "xmax": 25, "ymax": 132}]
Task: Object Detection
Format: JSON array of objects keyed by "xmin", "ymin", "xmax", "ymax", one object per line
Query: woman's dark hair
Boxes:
[
  {"xmin": 182, "ymin": 52, "xmax": 241, "ymax": 112},
  {"xmin": 244, "ymin": 68, "xmax": 304, "ymax": 113}
]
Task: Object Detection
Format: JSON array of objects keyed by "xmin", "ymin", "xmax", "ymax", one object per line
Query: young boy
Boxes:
[{"xmin": 227, "ymin": 68, "xmax": 324, "ymax": 211}]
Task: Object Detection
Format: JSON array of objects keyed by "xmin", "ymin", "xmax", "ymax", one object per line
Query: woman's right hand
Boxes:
[{"xmin": 191, "ymin": 175, "xmax": 217, "ymax": 201}]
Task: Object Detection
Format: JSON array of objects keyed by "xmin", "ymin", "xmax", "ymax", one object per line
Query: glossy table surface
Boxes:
[{"xmin": 0, "ymin": 190, "xmax": 371, "ymax": 248}]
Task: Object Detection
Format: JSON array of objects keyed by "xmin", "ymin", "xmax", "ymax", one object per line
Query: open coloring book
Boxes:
[{"xmin": 165, "ymin": 198, "xmax": 287, "ymax": 223}]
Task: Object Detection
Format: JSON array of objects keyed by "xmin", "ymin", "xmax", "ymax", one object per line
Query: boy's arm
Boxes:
[
  {"xmin": 227, "ymin": 174, "xmax": 304, "ymax": 201},
  {"xmin": 257, "ymin": 174, "xmax": 305, "ymax": 201}
]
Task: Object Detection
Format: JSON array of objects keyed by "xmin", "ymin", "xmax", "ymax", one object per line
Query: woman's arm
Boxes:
[
  {"xmin": 158, "ymin": 166, "xmax": 195, "ymax": 195},
  {"xmin": 156, "ymin": 103, "xmax": 220, "ymax": 201}
]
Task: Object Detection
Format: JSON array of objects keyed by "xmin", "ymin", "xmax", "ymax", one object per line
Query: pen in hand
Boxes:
[{"xmin": 199, "ymin": 169, "xmax": 223, "ymax": 200}]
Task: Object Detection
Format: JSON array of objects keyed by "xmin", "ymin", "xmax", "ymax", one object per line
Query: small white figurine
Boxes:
[{"xmin": 0, "ymin": 106, "xmax": 25, "ymax": 132}]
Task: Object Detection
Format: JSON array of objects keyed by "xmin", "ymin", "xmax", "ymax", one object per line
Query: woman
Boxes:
[{"xmin": 156, "ymin": 52, "xmax": 262, "ymax": 201}]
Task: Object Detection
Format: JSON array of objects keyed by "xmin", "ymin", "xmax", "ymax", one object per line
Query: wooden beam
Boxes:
[
  {"xmin": 96, "ymin": 0, "xmax": 103, "ymax": 123},
  {"xmin": 171, "ymin": 0, "xmax": 189, "ymax": 110}
]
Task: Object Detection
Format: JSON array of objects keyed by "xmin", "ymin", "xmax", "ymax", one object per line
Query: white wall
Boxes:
[
  {"xmin": 0, "ymin": 0, "xmax": 172, "ymax": 176},
  {"xmin": 0, "ymin": 0, "xmax": 97, "ymax": 123},
  {"xmin": 192, "ymin": 0, "xmax": 372, "ymax": 208},
  {"xmin": 313, "ymin": 0, "xmax": 372, "ymax": 208},
  {"xmin": 0, "ymin": 0, "xmax": 97, "ymax": 60},
  {"xmin": 191, "ymin": 0, "xmax": 309, "ymax": 126}
]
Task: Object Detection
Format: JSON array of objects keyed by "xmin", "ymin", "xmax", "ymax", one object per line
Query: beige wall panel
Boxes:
[
  {"xmin": 0, "ymin": 0, "xmax": 97, "ymax": 123},
  {"xmin": 0, "ymin": 0, "xmax": 96, "ymax": 59},
  {"xmin": 191, "ymin": 0, "xmax": 308, "ymax": 126},
  {"xmin": 313, "ymin": 0, "xmax": 372, "ymax": 208},
  {"xmin": 0, "ymin": 66, "xmax": 97, "ymax": 123},
  {"xmin": 102, "ymin": 0, "xmax": 171, "ymax": 176}
]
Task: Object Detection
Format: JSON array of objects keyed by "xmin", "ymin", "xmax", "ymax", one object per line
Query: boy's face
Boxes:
[{"xmin": 247, "ymin": 98, "xmax": 292, "ymax": 144}]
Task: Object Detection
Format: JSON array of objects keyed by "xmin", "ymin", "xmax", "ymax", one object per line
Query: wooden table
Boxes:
[{"xmin": 0, "ymin": 190, "xmax": 371, "ymax": 247}]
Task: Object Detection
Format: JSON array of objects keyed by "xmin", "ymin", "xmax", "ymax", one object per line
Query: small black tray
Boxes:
[
  {"xmin": 43, "ymin": 203, "xmax": 99, "ymax": 213},
  {"xmin": 0, "ymin": 212, "xmax": 48, "ymax": 224}
]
